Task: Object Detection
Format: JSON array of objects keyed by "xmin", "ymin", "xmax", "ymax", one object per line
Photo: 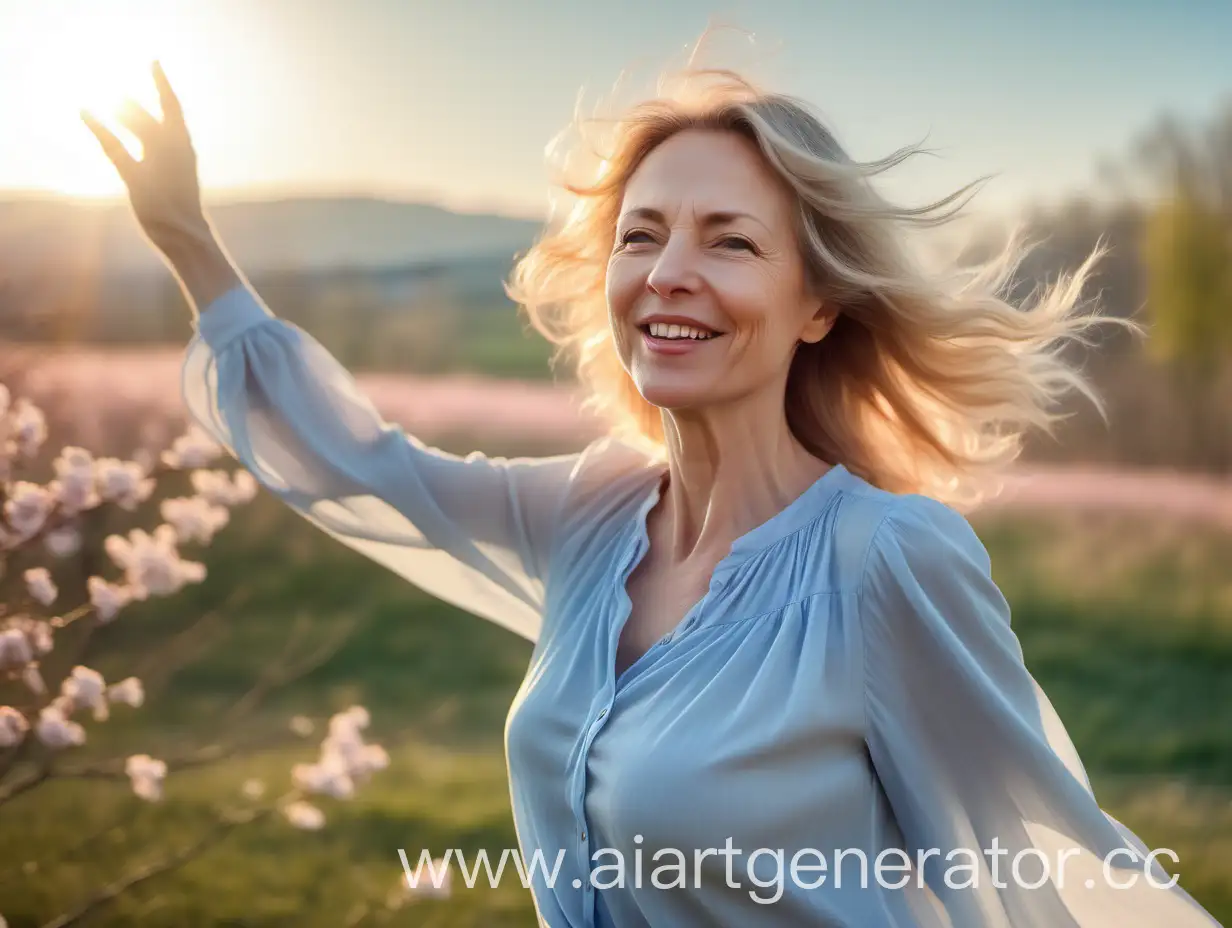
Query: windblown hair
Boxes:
[{"xmin": 507, "ymin": 54, "xmax": 1130, "ymax": 508}]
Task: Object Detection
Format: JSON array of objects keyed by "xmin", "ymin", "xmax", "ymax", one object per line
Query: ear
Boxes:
[{"xmin": 799, "ymin": 301, "xmax": 838, "ymax": 345}]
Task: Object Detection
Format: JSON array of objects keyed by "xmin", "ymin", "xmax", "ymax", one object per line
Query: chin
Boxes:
[{"xmin": 635, "ymin": 378, "xmax": 717, "ymax": 412}]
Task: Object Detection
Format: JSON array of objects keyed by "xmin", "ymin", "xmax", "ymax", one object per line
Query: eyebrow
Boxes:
[{"xmin": 619, "ymin": 207, "xmax": 765, "ymax": 230}]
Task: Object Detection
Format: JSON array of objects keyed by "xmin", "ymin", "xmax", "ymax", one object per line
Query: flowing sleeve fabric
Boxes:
[
  {"xmin": 860, "ymin": 493, "xmax": 1220, "ymax": 927},
  {"xmin": 181, "ymin": 281, "xmax": 586, "ymax": 643}
]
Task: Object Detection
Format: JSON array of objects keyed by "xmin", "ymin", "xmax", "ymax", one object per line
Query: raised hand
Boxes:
[{"xmin": 82, "ymin": 61, "xmax": 214, "ymax": 259}]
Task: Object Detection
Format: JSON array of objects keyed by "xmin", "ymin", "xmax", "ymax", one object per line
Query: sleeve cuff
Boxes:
[{"xmin": 193, "ymin": 283, "xmax": 275, "ymax": 353}]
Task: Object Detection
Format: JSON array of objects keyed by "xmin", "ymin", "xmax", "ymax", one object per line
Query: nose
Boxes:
[{"xmin": 645, "ymin": 235, "xmax": 701, "ymax": 300}]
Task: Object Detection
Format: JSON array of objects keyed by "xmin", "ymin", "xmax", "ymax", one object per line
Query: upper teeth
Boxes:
[{"xmin": 648, "ymin": 322, "xmax": 716, "ymax": 340}]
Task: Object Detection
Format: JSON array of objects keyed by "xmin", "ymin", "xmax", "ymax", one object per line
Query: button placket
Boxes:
[{"xmin": 577, "ymin": 700, "xmax": 613, "ymax": 884}]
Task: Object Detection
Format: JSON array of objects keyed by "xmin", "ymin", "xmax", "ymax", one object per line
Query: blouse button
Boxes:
[
  {"xmin": 597, "ymin": 708, "xmax": 607, "ymax": 719},
  {"xmin": 580, "ymin": 828, "xmax": 587, "ymax": 840}
]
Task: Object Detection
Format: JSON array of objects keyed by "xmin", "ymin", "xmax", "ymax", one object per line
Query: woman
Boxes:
[{"xmin": 83, "ymin": 57, "xmax": 1220, "ymax": 928}]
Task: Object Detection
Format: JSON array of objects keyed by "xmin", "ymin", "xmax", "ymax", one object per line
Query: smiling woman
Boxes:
[{"xmin": 75, "ymin": 29, "xmax": 1224, "ymax": 928}]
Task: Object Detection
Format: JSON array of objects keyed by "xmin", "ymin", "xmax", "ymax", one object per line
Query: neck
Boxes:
[{"xmin": 653, "ymin": 383, "xmax": 833, "ymax": 567}]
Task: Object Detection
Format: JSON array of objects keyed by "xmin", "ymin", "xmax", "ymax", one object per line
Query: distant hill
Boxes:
[
  {"xmin": 0, "ymin": 193, "xmax": 545, "ymax": 276},
  {"xmin": 0, "ymin": 189, "xmax": 1152, "ymax": 373}
]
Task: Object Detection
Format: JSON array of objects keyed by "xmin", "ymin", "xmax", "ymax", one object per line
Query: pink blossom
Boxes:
[
  {"xmin": 282, "ymin": 800, "xmax": 325, "ymax": 830},
  {"xmin": 23, "ymin": 567, "xmax": 58, "ymax": 607},
  {"xmin": 35, "ymin": 706, "xmax": 85, "ymax": 749},
  {"xmin": 87, "ymin": 576, "xmax": 132, "ymax": 623},
  {"xmin": 107, "ymin": 676, "xmax": 145, "ymax": 708},
  {"xmin": 4, "ymin": 482, "xmax": 54, "ymax": 539},
  {"xmin": 0, "ymin": 707, "xmax": 29, "ymax": 748},
  {"xmin": 160, "ymin": 426, "xmax": 223, "ymax": 470},
  {"xmin": 125, "ymin": 754, "xmax": 167, "ymax": 801}
]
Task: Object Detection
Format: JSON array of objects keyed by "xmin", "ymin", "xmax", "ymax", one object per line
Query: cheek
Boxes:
[
  {"xmin": 604, "ymin": 261, "xmax": 641, "ymax": 320},
  {"xmin": 604, "ymin": 270, "xmax": 638, "ymax": 363},
  {"xmin": 716, "ymin": 273, "xmax": 793, "ymax": 345}
]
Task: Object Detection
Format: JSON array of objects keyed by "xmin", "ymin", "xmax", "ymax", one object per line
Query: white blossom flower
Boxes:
[
  {"xmin": 241, "ymin": 778, "xmax": 266, "ymax": 800},
  {"xmin": 87, "ymin": 576, "xmax": 133, "ymax": 623},
  {"xmin": 282, "ymin": 800, "xmax": 325, "ymax": 830},
  {"xmin": 49, "ymin": 447, "xmax": 100, "ymax": 514},
  {"xmin": 0, "ymin": 706, "xmax": 29, "ymax": 747},
  {"xmin": 125, "ymin": 754, "xmax": 167, "ymax": 801},
  {"xmin": 355, "ymin": 743, "xmax": 390, "ymax": 775},
  {"xmin": 0, "ymin": 628, "xmax": 32, "ymax": 669},
  {"xmin": 4, "ymin": 481, "xmax": 54, "ymax": 539},
  {"xmin": 161, "ymin": 426, "xmax": 223, "ymax": 470},
  {"xmin": 0, "ymin": 618, "xmax": 51, "ymax": 667},
  {"xmin": 103, "ymin": 526, "xmax": 206, "ymax": 599},
  {"xmin": 322, "ymin": 705, "xmax": 374, "ymax": 764},
  {"xmin": 160, "ymin": 496, "xmax": 229, "ymax": 545},
  {"xmin": 35, "ymin": 705, "xmax": 85, "ymax": 749},
  {"xmin": 107, "ymin": 676, "xmax": 145, "ymax": 708},
  {"xmin": 293, "ymin": 706, "xmax": 387, "ymax": 802},
  {"xmin": 12, "ymin": 397, "xmax": 47, "ymax": 458},
  {"xmin": 289, "ymin": 715, "xmax": 315, "ymax": 737},
  {"xmin": 94, "ymin": 458, "xmax": 156, "ymax": 510},
  {"xmin": 190, "ymin": 469, "xmax": 259, "ymax": 507},
  {"xmin": 61, "ymin": 666, "xmax": 109, "ymax": 721},
  {"xmin": 292, "ymin": 756, "xmax": 354, "ymax": 800},
  {"xmin": 44, "ymin": 524, "xmax": 82, "ymax": 558},
  {"xmin": 333, "ymin": 705, "xmax": 370, "ymax": 733},
  {"xmin": 23, "ymin": 567, "xmax": 58, "ymax": 607}
]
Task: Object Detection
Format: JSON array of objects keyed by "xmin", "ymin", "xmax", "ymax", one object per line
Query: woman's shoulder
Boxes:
[
  {"xmin": 567, "ymin": 432, "xmax": 663, "ymax": 492},
  {"xmin": 554, "ymin": 432, "xmax": 663, "ymax": 528},
  {"xmin": 829, "ymin": 474, "xmax": 986, "ymax": 594}
]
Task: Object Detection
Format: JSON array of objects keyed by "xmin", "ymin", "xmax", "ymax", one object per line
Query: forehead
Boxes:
[{"xmin": 619, "ymin": 129, "xmax": 794, "ymax": 227}]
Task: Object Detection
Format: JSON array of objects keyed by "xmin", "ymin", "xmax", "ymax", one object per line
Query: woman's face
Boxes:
[{"xmin": 606, "ymin": 128, "xmax": 833, "ymax": 414}]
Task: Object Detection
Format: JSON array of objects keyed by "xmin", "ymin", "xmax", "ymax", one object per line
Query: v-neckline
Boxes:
[{"xmin": 610, "ymin": 460, "xmax": 852, "ymax": 690}]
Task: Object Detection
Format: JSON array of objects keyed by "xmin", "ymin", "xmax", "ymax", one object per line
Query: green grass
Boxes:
[{"xmin": 0, "ymin": 497, "xmax": 1229, "ymax": 926}]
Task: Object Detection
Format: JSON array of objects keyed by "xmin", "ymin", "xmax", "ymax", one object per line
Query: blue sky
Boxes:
[{"xmin": 0, "ymin": 0, "xmax": 1228, "ymax": 220}]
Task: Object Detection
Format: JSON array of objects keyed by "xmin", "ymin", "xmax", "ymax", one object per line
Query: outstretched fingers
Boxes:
[
  {"xmin": 115, "ymin": 98, "xmax": 162, "ymax": 147},
  {"xmin": 152, "ymin": 60, "xmax": 185, "ymax": 126},
  {"xmin": 81, "ymin": 110, "xmax": 137, "ymax": 182}
]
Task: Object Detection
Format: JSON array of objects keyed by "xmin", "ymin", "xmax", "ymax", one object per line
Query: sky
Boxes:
[{"xmin": 0, "ymin": 0, "xmax": 1229, "ymax": 222}]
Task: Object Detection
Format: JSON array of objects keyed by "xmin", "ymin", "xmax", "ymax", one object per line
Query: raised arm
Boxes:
[
  {"xmin": 183, "ymin": 278, "xmax": 584, "ymax": 640},
  {"xmin": 82, "ymin": 62, "xmax": 588, "ymax": 641}
]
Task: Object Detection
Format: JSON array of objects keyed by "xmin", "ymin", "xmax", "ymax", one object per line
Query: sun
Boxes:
[{"xmin": 8, "ymin": 0, "xmax": 193, "ymax": 197}]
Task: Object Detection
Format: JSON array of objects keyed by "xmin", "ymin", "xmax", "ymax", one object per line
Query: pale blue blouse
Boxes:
[{"xmin": 183, "ymin": 281, "xmax": 1220, "ymax": 928}]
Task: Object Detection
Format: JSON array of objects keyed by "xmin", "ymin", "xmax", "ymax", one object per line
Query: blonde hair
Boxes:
[{"xmin": 507, "ymin": 45, "xmax": 1131, "ymax": 508}]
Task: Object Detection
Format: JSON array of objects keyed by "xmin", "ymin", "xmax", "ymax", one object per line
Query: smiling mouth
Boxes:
[{"xmin": 637, "ymin": 323, "xmax": 721, "ymax": 342}]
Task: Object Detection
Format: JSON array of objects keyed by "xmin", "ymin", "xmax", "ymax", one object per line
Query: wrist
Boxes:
[
  {"xmin": 157, "ymin": 216, "xmax": 220, "ymax": 265},
  {"xmin": 162, "ymin": 229, "xmax": 244, "ymax": 313}
]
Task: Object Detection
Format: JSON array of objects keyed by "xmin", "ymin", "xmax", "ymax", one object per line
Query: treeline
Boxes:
[{"xmin": 1006, "ymin": 97, "xmax": 1232, "ymax": 472}]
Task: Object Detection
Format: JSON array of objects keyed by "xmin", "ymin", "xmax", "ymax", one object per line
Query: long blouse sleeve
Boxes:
[
  {"xmin": 181, "ymin": 281, "xmax": 585, "ymax": 643},
  {"xmin": 860, "ymin": 494, "xmax": 1220, "ymax": 927}
]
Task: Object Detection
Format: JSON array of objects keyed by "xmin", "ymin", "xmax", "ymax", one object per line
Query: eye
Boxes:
[
  {"xmin": 716, "ymin": 235, "xmax": 757, "ymax": 253},
  {"xmin": 618, "ymin": 229, "xmax": 656, "ymax": 247}
]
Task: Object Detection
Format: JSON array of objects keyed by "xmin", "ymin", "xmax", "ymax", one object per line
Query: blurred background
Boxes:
[{"xmin": 0, "ymin": 0, "xmax": 1229, "ymax": 925}]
